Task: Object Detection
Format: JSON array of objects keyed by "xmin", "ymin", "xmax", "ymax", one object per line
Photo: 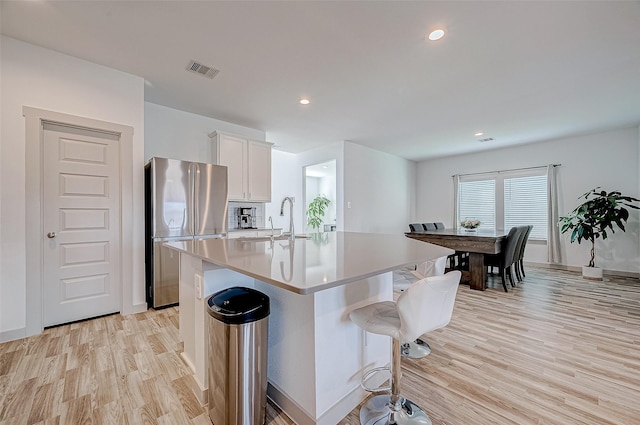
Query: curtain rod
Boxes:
[{"xmin": 452, "ymin": 163, "xmax": 561, "ymax": 178}]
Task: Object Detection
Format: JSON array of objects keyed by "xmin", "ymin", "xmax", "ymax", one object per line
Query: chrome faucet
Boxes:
[
  {"xmin": 280, "ymin": 197, "xmax": 295, "ymax": 240},
  {"xmin": 268, "ymin": 216, "xmax": 275, "ymax": 241}
]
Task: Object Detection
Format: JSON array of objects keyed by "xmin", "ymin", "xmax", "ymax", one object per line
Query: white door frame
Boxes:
[{"xmin": 24, "ymin": 106, "xmax": 134, "ymax": 336}]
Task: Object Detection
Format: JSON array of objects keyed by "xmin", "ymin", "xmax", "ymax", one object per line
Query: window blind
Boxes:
[
  {"xmin": 504, "ymin": 175, "xmax": 547, "ymax": 240},
  {"xmin": 456, "ymin": 168, "xmax": 548, "ymax": 240},
  {"xmin": 458, "ymin": 179, "xmax": 495, "ymax": 230}
]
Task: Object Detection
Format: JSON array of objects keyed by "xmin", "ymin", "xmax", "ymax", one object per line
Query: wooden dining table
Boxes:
[{"xmin": 405, "ymin": 228, "xmax": 508, "ymax": 290}]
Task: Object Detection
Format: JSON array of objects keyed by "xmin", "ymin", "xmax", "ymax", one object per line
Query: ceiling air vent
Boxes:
[
  {"xmin": 478, "ymin": 137, "xmax": 494, "ymax": 143},
  {"xmin": 186, "ymin": 60, "xmax": 220, "ymax": 79}
]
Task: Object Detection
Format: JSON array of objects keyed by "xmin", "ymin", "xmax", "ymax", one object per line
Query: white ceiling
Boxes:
[{"xmin": 2, "ymin": 1, "xmax": 640, "ymax": 161}]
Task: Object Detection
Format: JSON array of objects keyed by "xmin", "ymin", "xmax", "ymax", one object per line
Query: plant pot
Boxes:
[{"xmin": 582, "ymin": 265, "xmax": 603, "ymax": 281}]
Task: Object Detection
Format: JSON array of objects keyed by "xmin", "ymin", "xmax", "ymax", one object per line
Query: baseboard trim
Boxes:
[
  {"xmin": 131, "ymin": 303, "xmax": 148, "ymax": 314},
  {"xmin": 267, "ymin": 370, "xmax": 387, "ymax": 425},
  {"xmin": 180, "ymin": 352, "xmax": 208, "ymax": 405},
  {"xmin": 267, "ymin": 382, "xmax": 315, "ymax": 425},
  {"xmin": 526, "ymin": 262, "xmax": 639, "ymax": 279},
  {"xmin": 0, "ymin": 327, "xmax": 27, "ymax": 343},
  {"xmin": 2, "ymin": 303, "xmax": 148, "ymax": 343}
]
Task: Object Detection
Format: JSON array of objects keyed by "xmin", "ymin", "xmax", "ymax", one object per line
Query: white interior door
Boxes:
[{"xmin": 42, "ymin": 123, "xmax": 121, "ymax": 326}]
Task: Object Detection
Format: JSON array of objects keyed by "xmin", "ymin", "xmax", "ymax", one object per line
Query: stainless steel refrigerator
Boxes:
[{"xmin": 145, "ymin": 157, "xmax": 228, "ymax": 308}]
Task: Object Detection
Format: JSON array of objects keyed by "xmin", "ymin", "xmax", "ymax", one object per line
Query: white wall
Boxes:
[
  {"xmin": 0, "ymin": 36, "xmax": 145, "ymax": 337},
  {"xmin": 305, "ymin": 176, "xmax": 321, "ymax": 232},
  {"xmin": 0, "ymin": 11, "xmax": 4, "ymax": 338},
  {"xmin": 303, "ymin": 174, "xmax": 337, "ymax": 233},
  {"xmin": 343, "ymin": 142, "xmax": 417, "ymax": 234},
  {"xmin": 318, "ymin": 171, "xmax": 337, "ymax": 226},
  {"xmin": 144, "ymin": 102, "xmax": 265, "ymax": 162},
  {"xmin": 266, "ymin": 150, "xmax": 303, "ymax": 233},
  {"xmin": 284, "ymin": 141, "xmax": 417, "ymax": 236},
  {"xmin": 417, "ymin": 127, "xmax": 640, "ymax": 274},
  {"xmin": 144, "ymin": 103, "xmax": 303, "ymax": 235},
  {"xmin": 295, "ymin": 142, "xmax": 345, "ymax": 232}
]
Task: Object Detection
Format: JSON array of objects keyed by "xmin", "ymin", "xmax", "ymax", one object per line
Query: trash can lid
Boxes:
[{"xmin": 207, "ymin": 287, "xmax": 270, "ymax": 324}]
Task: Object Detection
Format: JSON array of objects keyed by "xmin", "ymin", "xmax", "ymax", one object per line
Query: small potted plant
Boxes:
[
  {"xmin": 306, "ymin": 195, "xmax": 331, "ymax": 232},
  {"xmin": 559, "ymin": 188, "xmax": 639, "ymax": 280}
]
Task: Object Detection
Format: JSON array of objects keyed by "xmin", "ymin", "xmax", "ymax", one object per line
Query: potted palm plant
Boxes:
[
  {"xmin": 559, "ymin": 188, "xmax": 639, "ymax": 280},
  {"xmin": 306, "ymin": 195, "xmax": 331, "ymax": 232}
]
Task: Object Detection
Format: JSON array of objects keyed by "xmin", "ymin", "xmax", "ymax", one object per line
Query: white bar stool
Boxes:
[
  {"xmin": 393, "ymin": 256, "xmax": 447, "ymax": 359},
  {"xmin": 350, "ymin": 270, "xmax": 461, "ymax": 425}
]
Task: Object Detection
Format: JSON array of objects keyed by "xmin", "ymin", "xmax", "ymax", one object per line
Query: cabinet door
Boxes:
[
  {"xmin": 218, "ymin": 134, "xmax": 247, "ymax": 201},
  {"xmin": 247, "ymin": 140, "xmax": 271, "ymax": 202}
]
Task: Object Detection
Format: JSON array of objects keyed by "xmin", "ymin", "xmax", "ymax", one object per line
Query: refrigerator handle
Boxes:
[
  {"xmin": 193, "ymin": 162, "xmax": 200, "ymax": 234},
  {"xmin": 188, "ymin": 162, "xmax": 194, "ymax": 236}
]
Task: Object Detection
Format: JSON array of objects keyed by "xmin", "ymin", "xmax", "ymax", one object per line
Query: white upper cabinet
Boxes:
[
  {"xmin": 210, "ymin": 131, "xmax": 272, "ymax": 202},
  {"xmin": 246, "ymin": 140, "xmax": 272, "ymax": 202}
]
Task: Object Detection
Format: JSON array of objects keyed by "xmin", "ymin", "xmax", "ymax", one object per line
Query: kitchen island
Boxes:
[{"xmin": 166, "ymin": 231, "xmax": 452, "ymax": 425}]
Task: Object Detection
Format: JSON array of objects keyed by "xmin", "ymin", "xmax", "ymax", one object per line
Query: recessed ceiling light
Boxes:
[
  {"xmin": 428, "ymin": 29, "xmax": 445, "ymax": 41},
  {"xmin": 475, "ymin": 132, "xmax": 484, "ymax": 137},
  {"xmin": 300, "ymin": 98, "xmax": 310, "ymax": 105}
]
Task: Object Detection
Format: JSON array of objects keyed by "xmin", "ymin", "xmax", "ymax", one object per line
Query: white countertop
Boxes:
[{"xmin": 166, "ymin": 231, "xmax": 453, "ymax": 294}]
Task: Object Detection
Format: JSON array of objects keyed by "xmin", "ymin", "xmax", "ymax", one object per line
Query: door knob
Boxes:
[{"xmin": 47, "ymin": 232, "xmax": 56, "ymax": 239}]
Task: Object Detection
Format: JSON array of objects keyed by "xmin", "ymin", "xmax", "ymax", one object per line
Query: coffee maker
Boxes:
[{"xmin": 236, "ymin": 207, "xmax": 256, "ymax": 229}]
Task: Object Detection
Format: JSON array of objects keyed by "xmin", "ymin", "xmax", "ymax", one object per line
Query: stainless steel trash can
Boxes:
[{"xmin": 207, "ymin": 287, "xmax": 270, "ymax": 425}]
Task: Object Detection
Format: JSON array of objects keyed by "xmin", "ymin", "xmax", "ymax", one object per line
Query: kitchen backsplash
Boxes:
[{"xmin": 228, "ymin": 202, "xmax": 265, "ymax": 229}]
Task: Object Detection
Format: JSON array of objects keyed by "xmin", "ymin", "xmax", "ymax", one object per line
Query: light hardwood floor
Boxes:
[{"xmin": 1, "ymin": 267, "xmax": 639, "ymax": 425}]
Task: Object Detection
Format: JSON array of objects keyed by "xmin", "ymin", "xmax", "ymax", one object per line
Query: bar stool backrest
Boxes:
[{"xmin": 397, "ymin": 270, "xmax": 461, "ymax": 343}]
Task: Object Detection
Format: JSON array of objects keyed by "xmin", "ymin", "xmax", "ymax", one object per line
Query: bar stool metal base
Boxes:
[
  {"xmin": 401, "ymin": 339, "xmax": 431, "ymax": 359},
  {"xmin": 360, "ymin": 395, "xmax": 432, "ymax": 425}
]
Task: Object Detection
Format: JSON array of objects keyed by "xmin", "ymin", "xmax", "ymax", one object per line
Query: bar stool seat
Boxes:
[{"xmin": 350, "ymin": 270, "xmax": 461, "ymax": 425}]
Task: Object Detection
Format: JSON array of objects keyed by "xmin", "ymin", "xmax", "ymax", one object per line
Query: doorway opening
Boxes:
[{"xmin": 303, "ymin": 160, "xmax": 337, "ymax": 233}]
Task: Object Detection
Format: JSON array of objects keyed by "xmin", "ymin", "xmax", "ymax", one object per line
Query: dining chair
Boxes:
[
  {"xmin": 431, "ymin": 222, "xmax": 468, "ymax": 270},
  {"xmin": 408, "ymin": 223, "xmax": 425, "ymax": 232},
  {"xmin": 512, "ymin": 226, "xmax": 528, "ymax": 282},
  {"xmin": 422, "ymin": 223, "xmax": 437, "ymax": 231},
  {"xmin": 485, "ymin": 226, "xmax": 523, "ymax": 292},
  {"xmin": 516, "ymin": 225, "xmax": 533, "ymax": 280}
]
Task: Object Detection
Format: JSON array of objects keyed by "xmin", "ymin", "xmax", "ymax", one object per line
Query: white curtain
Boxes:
[
  {"xmin": 452, "ymin": 174, "xmax": 460, "ymax": 227},
  {"xmin": 547, "ymin": 164, "xmax": 561, "ymax": 263}
]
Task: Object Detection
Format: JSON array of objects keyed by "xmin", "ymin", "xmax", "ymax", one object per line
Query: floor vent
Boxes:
[{"xmin": 186, "ymin": 60, "xmax": 220, "ymax": 79}]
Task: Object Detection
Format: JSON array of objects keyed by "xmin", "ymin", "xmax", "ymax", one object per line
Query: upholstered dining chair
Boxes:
[
  {"xmin": 485, "ymin": 226, "xmax": 524, "ymax": 292},
  {"xmin": 422, "ymin": 222, "xmax": 437, "ymax": 231},
  {"xmin": 431, "ymin": 221, "xmax": 468, "ymax": 270},
  {"xmin": 511, "ymin": 226, "xmax": 528, "ymax": 283},
  {"xmin": 408, "ymin": 223, "xmax": 424, "ymax": 232},
  {"xmin": 515, "ymin": 225, "xmax": 533, "ymax": 281},
  {"xmin": 350, "ymin": 271, "xmax": 461, "ymax": 425}
]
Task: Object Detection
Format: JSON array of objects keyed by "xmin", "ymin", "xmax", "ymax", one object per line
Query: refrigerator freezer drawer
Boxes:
[{"xmin": 153, "ymin": 240, "xmax": 180, "ymax": 308}]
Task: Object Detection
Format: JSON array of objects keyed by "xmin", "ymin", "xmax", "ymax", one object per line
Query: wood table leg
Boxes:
[{"xmin": 469, "ymin": 252, "xmax": 486, "ymax": 291}]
